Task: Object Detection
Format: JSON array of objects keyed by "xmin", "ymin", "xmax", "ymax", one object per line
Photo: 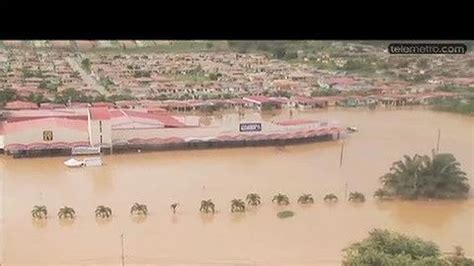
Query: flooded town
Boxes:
[{"xmin": 0, "ymin": 41, "xmax": 473, "ymax": 266}]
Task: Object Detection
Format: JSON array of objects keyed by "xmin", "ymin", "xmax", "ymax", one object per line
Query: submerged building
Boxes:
[{"xmin": 0, "ymin": 107, "xmax": 345, "ymax": 157}]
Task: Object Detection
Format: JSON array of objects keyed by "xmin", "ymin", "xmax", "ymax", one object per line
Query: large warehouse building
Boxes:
[{"xmin": 0, "ymin": 107, "xmax": 344, "ymax": 157}]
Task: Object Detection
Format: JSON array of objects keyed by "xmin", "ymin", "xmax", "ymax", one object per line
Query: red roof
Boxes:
[
  {"xmin": 243, "ymin": 96, "xmax": 272, "ymax": 104},
  {"xmin": 276, "ymin": 119, "xmax": 319, "ymax": 126},
  {"xmin": 92, "ymin": 102, "xmax": 115, "ymax": 108},
  {"xmin": 3, "ymin": 117, "xmax": 88, "ymax": 134},
  {"xmin": 89, "ymin": 107, "xmax": 111, "ymax": 120},
  {"xmin": 4, "ymin": 101, "xmax": 38, "ymax": 110},
  {"xmin": 40, "ymin": 103, "xmax": 67, "ymax": 109}
]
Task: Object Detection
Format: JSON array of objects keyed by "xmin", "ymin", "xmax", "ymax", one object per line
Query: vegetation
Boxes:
[
  {"xmin": 246, "ymin": 193, "xmax": 262, "ymax": 206},
  {"xmin": 311, "ymin": 88, "xmax": 340, "ymax": 97},
  {"xmin": 348, "ymin": 192, "xmax": 366, "ymax": 202},
  {"xmin": 95, "ymin": 206, "xmax": 112, "ymax": 218},
  {"xmin": 297, "ymin": 194, "xmax": 314, "ymax": 204},
  {"xmin": 277, "ymin": 210, "xmax": 295, "ymax": 219},
  {"xmin": 0, "ymin": 88, "xmax": 17, "ymax": 106},
  {"xmin": 230, "ymin": 199, "xmax": 246, "ymax": 213},
  {"xmin": 323, "ymin": 193, "xmax": 338, "ymax": 202},
  {"xmin": 170, "ymin": 203, "xmax": 179, "ymax": 214},
  {"xmin": 81, "ymin": 58, "xmax": 91, "ymax": 73},
  {"xmin": 31, "ymin": 205, "xmax": 48, "ymax": 219},
  {"xmin": 432, "ymin": 97, "xmax": 474, "ymax": 115},
  {"xmin": 272, "ymin": 193, "xmax": 290, "ymax": 205},
  {"xmin": 130, "ymin": 203, "xmax": 148, "ymax": 216},
  {"xmin": 373, "ymin": 188, "xmax": 393, "ymax": 200},
  {"xmin": 57, "ymin": 206, "xmax": 76, "ymax": 219},
  {"xmin": 380, "ymin": 151, "xmax": 470, "ymax": 199},
  {"xmin": 199, "ymin": 199, "xmax": 215, "ymax": 213},
  {"xmin": 54, "ymin": 88, "xmax": 91, "ymax": 103},
  {"xmin": 343, "ymin": 229, "xmax": 473, "ymax": 265}
]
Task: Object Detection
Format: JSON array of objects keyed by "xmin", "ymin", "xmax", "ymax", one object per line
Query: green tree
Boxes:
[
  {"xmin": 199, "ymin": 199, "xmax": 215, "ymax": 213},
  {"xmin": 323, "ymin": 193, "xmax": 338, "ymax": 202},
  {"xmin": 81, "ymin": 58, "xmax": 91, "ymax": 73},
  {"xmin": 348, "ymin": 192, "xmax": 366, "ymax": 202},
  {"xmin": 95, "ymin": 205, "xmax": 112, "ymax": 218},
  {"xmin": 32, "ymin": 205, "xmax": 48, "ymax": 219},
  {"xmin": 170, "ymin": 203, "xmax": 179, "ymax": 214},
  {"xmin": 272, "ymin": 193, "xmax": 290, "ymax": 205},
  {"xmin": 245, "ymin": 193, "xmax": 262, "ymax": 206},
  {"xmin": 380, "ymin": 151, "xmax": 470, "ymax": 199},
  {"xmin": 297, "ymin": 194, "xmax": 314, "ymax": 204},
  {"xmin": 58, "ymin": 206, "xmax": 76, "ymax": 219},
  {"xmin": 230, "ymin": 199, "xmax": 246, "ymax": 212},
  {"xmin": 0, "ymin": 88, "xmax": 17, "ymax": 106},
  {"xmin": 130, "ymin": 203, "xmax": 148, "ymax": 216},
  {"xmin": 342, "ymin": 229, "xmax": 473, "ymax": 265}
]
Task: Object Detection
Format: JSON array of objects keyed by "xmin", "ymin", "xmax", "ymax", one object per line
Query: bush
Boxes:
[{"xmin": 277, "ymin": 210, "xmax": 294, "ymax": 219}]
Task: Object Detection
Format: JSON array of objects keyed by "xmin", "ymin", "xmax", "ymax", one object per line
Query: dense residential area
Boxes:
[{"xmin": 1, "ymin": 40, "xmax": 473, "ymax": 114}]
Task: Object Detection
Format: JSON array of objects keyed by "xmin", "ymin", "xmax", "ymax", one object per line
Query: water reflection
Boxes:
[
  {"xmin": 376, "ymin": 200, "xmax": 472, "ymax": 228},
  {"xmin": 199, "ymin": 213, "xmax": 216, "ymax": 224},
  {"xmin": 95, "ymin": 216, "xmax": 113, "ymax": 226},
  {"xmin": 58, "ymin": 218, "xmax": 75, "ymax": 227},
  {"xmin": 31, "ymin": 218, "xmax": 48, "ymax": 229},
  {"xmin": 230, "ymin": 212, "xmax": 246, "ymax": 223},
  {"xmin": 130, "ymin": 215, "xmax": 147, "ymax": 224}
]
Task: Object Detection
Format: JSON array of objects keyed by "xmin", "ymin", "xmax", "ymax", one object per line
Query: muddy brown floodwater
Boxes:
[{"xmin": 1, "ymin": 107, "xmax": 473, "ymax": 266}]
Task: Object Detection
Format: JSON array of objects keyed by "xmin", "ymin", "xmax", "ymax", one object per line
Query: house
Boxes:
[
  {"xmin": 242, "ymin": 96, "xmax": 282, "ymax": 110},
  {"xmin": 5, "ymin": 101, "xmax": 38, "ymax": 110},
  {"xmin": 292, "ymin": 96, "xmax": 327, "ymax": 109}
]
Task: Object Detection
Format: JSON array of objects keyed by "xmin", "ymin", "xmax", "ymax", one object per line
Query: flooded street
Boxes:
[{"xmin": 1, "ymin": 107, "xmax": 473, "ymax": 265}]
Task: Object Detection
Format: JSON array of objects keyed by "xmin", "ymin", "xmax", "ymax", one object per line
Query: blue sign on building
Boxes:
[{"xmin": 240, "ymin": 123, "xmax": 262, "ymax": 132}]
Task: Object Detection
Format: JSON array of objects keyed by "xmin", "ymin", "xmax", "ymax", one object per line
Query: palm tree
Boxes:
[
  {"xmin": 323, "ymin": 193, "xmax": 338, "ymax": 202},
  {"xmin": 297, "ymin": 194, "xmax": 314, "ymax": 204},
  {"xmin": 373, "ymin": 189, "xmax": 392, "ymax": 200},
  {"xmin": 348, "ymin": 192, "xmax": 366, "ymax": 202},
  {"xmin": 380, "ymin": 151, "xmax": 470, "ymax": 199},
  {"xmin": 130, "ymin": 202, "xmax": 148, "ymax": 216},
  {"xmin": 58, "ymin": 206, "xmax": 75, "ymax": 219},
  {"xmin": 170, "ymin": 203, "xmax": 179, "ymax": 214},
  {"xmin": 95, "ymin": 205, "xmax": 112, "ymax": 218},
  {"xmin": 200, "ymin": 199, "xmax": 215, "ymax": 213},
  {"xmin": 272, "ymin": 193, "xmax": 290, "ymax": 205},
  {"xmin": 245, "ymin": 193, "xmax": 262, "ymax": 206},
  {"xmin": 230, "ymin": 199, "xmax": 246, "ymax": 212},
  {"xmin": 32, "ymin": 205, "xmax": 48, "ymax": 219},
  {"xmin": 380, "ymin": 154, "xmax": 423, "ymax": 199}
]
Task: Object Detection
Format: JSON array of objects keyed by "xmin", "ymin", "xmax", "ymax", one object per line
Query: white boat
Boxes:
[
  {"xmin": 64, "ymin": 158, "xmax": 85, "ymax": 168},
  {"xmin": 346, "ymin": 126, "xmax": 358, "ymax": 133},
  {"xmin": 64, "ymin": 157, "xmax": 103, "ymax": 168}
]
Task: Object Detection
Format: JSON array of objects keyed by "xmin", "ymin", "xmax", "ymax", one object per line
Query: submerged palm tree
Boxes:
[
  {"xmin": 380, "ymin": 151, "xmax": 470, "ymax": 199},
  {"xmin": 272, "ymin": 193, "xmax": 290, "ymax": 205},
  {"xmin": 200, "ymin": 199, "xmax": 215, "ymax": 213},
  {"xmin": 324, "ymin": 193, "xmax": 338, "ymax": 202},
  {"xmin": 95, "ymin": 205, "xmax": 112, "ymax": 218},
  {"xmin": 230, "ymin": 199, "xmax": 246, "ymax": 212},
  {"xmin": 170, "ymin": 203, "xmax": 179, "ymax": 214},
  {"xmin": 373, "ymin": 189, "xmax": 392, "ymax": 200},
  {"xmin": 130, "ymin": 203, "xmax": 148, "ymax": 216},
  {"xmin": 348, "ymin": 192, "xmax": 366, "ymax": 202},
  {"xmin": 245, "ymin": 193, "xmax": 262, "ymax": 206},
  {"xmin": 32, "ymin": 205, "xmax": 48, "ymax": 219},
  {"xmin": 58, "ymin": 206, "xmax": 75, "ymax": 219},
  {"xmin": 297, "ymin": 194, "xmax": 314, "ymax": 204}
]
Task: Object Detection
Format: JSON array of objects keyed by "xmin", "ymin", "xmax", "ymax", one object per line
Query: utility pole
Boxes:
[
  {"xmin": 436, "ymin": 129, "xmax": 441, "ymax": 153},
  {"xmin": 339, "ymin": 140, "xmax": 348, "ymax": 200},
  {"xmin": 339, "ymin": 140, "xmax": 345, "ymax": 168},
  {"xmin": 121, "ymin": 233, "xmax": 125, "ymax": 266}
]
